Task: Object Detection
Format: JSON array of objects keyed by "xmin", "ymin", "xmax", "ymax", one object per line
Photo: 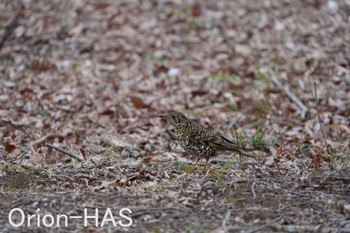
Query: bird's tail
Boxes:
[
  {"xmin": 217, "ymin": 134, "xmax": 256, "ymax": 158},
  {"xmin": 236, "ymin": 148, "xmax": 256, "ymax": 158}
]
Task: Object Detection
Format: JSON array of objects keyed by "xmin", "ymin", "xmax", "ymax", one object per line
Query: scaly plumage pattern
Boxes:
[{"xmin": 160, "ymin": 111, "xmax": 255, "ymax": 171}]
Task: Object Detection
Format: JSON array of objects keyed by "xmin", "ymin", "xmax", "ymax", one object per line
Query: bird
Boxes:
[{"xmin": 159, "ymin": 111, "xmax": 256, "ymax": 172}]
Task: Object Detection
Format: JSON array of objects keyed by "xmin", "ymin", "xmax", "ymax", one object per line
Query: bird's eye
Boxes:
[{"xmin": 172, "ymin": 115, "xmax": 175, "ymax": 119}]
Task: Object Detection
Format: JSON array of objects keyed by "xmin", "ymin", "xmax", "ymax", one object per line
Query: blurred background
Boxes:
[
  {"xmin": 0, "ymin": 0, "xmax": 350, "ymax": 231},
  {"xmin": 1, "ymin": 0, "xmax": 349, "ymax": 164}
]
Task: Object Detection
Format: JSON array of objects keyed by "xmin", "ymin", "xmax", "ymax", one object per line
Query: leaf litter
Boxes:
[{"xmin": 0, "ymin": 0, "xmax": 349, "ymax": 232}]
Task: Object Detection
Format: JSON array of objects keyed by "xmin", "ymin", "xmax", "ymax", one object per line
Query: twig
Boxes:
[
  {"xmin": 207, "ymin": 158, "xmax": 258, "ymax": 165},
  {"xmin": 234, "ymin": 126, "xmax": 239, "ymax": 146},
  {"xmin": 250, "ymin": 181, "xmax": 257, "ymax": 199},
  {"xmin": 130, "ymin": 207, "xmax": 186, "ymax": 218},
  {"xmin": 221, "ymin": 209, "xmax": 231, "ymax": 230},
  {"xmin": 266, "ymin": 223, "xmax": 350, "ymax": 233},
  {"xmin": 31, "ymin": 133, "xmax": 60, "ymax": 146},
  {"xmin": 234, "ymin": 115, "xmax": 243, "ymax": 163},
  {"xmin": 313, "ymin": 81, "xmax": 331, "ymax": 155},
  {"xmin": 46, "ymin": 143, "xmax": 84, "ymax": 161},
  {"xmin": 313, "ymin": 81, "xmax": 335, "ymax": 169},
  {"xmin": 0, "ymin": 5, "xmax": 21, "ymax": 50},
  {"xmin": 228, "ymin": 113, "xmax": 245, "ymax": 162},
  {"xmin": 303, "ymin": 66, "xmax": 316, "ymax": 80},
  {"xmin": 271, "ymin": 74, "xmax": 308, "ymax": 118}
]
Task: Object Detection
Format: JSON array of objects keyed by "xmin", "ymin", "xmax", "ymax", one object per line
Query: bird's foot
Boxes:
[
  {"xmin": 189, "ymin": 158, "xmax": 200, "ymax": 173},
  {"xmin": 190, "ymin": 164, "xmax": 197, "ymax": 173},
  {"xmin": 202, "ymin": 158, "xmax": 209, "ymax": 172}
]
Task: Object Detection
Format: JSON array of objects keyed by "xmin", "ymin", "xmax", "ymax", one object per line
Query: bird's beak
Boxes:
[{"xmin": 158, "ymin": 114, "xmax": 167, "ymax": 118}]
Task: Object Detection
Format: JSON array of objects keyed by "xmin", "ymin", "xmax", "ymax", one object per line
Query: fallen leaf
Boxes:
[{"xmin": 130, "ymin": 96, "xmax": 151, "ymax": 109}]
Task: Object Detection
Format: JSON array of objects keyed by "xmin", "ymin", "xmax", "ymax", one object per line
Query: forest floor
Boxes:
[{"xmin": 0, "ymin": 0, "xmax": 349, "ymax": 232}]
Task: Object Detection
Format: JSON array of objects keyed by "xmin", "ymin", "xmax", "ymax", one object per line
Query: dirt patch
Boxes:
[{"xmin": 0, "ymin": 163, "xmax": 349, "ymax": 232}]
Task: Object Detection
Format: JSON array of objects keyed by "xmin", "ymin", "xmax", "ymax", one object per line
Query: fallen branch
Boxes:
[
  {"xmin": 271, "ymin": 74, "xmax": 308, "ymax": 118},
  {"xmin": 46, "ymin": 143, "xmax": 84, "ymax": 161}
]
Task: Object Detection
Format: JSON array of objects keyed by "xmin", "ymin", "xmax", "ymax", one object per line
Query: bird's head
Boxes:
[{"xmin": 159, "ymin": 111, "xmax": 189, "ymax": 126}]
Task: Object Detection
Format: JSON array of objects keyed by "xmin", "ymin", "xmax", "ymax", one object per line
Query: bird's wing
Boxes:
[
  {"xmin": 209, "ymin": 132, "xmax": 238, "ymax": 150},
  {"xmin": 189, "ymin": 129, "xmax": 231, "ymax": 149},
  {"xmin": 190, "ymin": 131, "xmax": 256, "ymax": 158}
]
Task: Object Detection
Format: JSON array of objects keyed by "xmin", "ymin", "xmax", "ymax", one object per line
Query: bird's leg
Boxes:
[
  {"xmin": 190, "ymin": 158, "xmax": 200, "ymax": 173},
  {"xmin": 203, "ymin": 158, "xmax": 209, "ymax": 171}
]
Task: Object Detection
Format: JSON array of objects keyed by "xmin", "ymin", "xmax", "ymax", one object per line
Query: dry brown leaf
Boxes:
[
  {"xmin": 130, "ymin": 96, "xmax": 151, "ymax": 109},
  {"xmin": 3, "ymin": 141, "xmax": 16, "ymax": 153},
  {"xmin": 328, "ymin": 124, "xmax": 350, "ymax": 135}
]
